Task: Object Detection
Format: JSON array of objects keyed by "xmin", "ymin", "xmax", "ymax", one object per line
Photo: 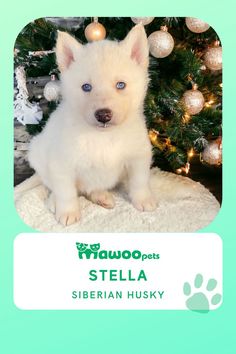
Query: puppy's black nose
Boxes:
[{"xmin": 95, "ymin": 108, "xmax": 113, "ymax": 123}]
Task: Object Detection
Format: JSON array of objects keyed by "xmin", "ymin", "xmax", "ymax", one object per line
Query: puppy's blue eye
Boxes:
[
  {"xmin": 116, "ymin": 81, "xmax": 126, "ymax": 90},
  {"xmin": 82, "ymin": 83, "xmax": 92, "ymax": 92}
]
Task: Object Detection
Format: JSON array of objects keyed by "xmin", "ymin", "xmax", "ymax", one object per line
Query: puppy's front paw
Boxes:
[
  {"xmin": 55, "ymin": 199, "xmax": 81, "ymax": 226},
  {"xmin": 132, "ymin": 195, "xmax": 157, "ymax": 212},
  {"xmin": 56, "ymin": 210, "xmax": 81, "ymax": 226},
  {"xmin": 89, "ymin": 190, "xmax": 115, "ymax": 209}
]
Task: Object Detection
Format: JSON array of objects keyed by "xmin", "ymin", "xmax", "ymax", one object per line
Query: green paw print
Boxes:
[{"xmin": 183, "ymin": 274, "xmax": 222, "ymax": 313}]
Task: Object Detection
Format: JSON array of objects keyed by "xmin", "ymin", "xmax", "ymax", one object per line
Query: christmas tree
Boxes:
[{"xmin": 14, "ymin": 17, "xmax": 222, "ymax": 177}]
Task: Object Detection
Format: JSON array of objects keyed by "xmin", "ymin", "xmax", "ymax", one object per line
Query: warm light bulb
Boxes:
[
  {"xmin": 181, "ymin": 162, "xmax": 190, "ymax": 174},
  {"xmin": 185, "ymin": 162, "xmax": 190, "ymax": 174},
  {"xmin": 188, "ymin": 148, "xmax": 194, "ymax": 158},
  {"xmin": 205, "ymin": 99, "xmax": 215, "ymax": 108},
  {"xmin": 165, "ymin": 138, "xmax": 171, "ymax": 146},
  {"xmin": 183, "ymin": 113, "xmax": 191, "ymax": 123}
]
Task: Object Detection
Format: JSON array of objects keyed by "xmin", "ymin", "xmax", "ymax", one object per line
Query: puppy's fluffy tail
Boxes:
[{"xmin": 14, "ymin": 173, "xmax": 41, "ymax": 198}]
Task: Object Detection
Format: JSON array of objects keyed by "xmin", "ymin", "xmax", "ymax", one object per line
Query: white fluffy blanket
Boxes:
[{"xmin": 14, "ymin": 168, "xmax": 220, "ymax": 232}]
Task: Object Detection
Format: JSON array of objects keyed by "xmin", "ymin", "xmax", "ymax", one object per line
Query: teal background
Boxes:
[{"xmin": 0, "ymin": 0, "xmax": 235, "ymax": 353}]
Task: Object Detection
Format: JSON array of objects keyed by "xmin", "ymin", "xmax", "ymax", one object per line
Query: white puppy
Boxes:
[{"xmin": 28, "ymin": 24, "xmax": 157, "ymax": 226}]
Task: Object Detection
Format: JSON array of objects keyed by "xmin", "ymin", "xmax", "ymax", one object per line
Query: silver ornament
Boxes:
[
  {"xmin": 201, "ymin": 139, "xmax": 222, "ymax": 165},
  {"xmin": 43, "ymin": 78, "xmax": 61, "ymax": 101},
  {"xmin": 183, "ymin": 88, "xmax": 205, "ymax": 115},
  {"xmin": 204, "ymin": 46, "xmax": 222, "ymax": 71},
  {"xmin": 131, "ymin": 17, "xmax": 154, "ymax": 25},
  {"xmin": 185, "ymin": 17, "xmax": 210, "ymax": 33},
  {"xmin": 148, "ymin": 27, "xmax": 174, "ymax": 58}
]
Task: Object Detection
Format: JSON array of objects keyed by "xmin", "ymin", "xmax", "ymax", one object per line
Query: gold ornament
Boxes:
[
  {"xmin": 182, "ymin": 84, "xmax": 205, "ymax": 115},
  {"xmin": 201, "ymin": 138, "xmax": 222, "ymax": 165},
  {"xmin": 185, "ymin": 17, "xmax": 210, "ymax": 33},
  {"xmin": 43, "ymin": 75, "xmax": 61, "ymax": 101},
  {"xmin": 148, "ymin": 26, "xmax": 174, "ymax": 58},
  {"xmin": 85, "ymin": 18, "xmax": 106, "ymax": 42},
  {"xmin": 131, "ymin": 17, "xmax": 154, "ymax": 25},
  {"xmin": 204, "ymin": 42, "xmax": 222, "ymax": 70}
]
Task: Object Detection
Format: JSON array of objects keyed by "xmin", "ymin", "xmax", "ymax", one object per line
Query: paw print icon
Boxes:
[{"xmin": 183, "ymin": 273, "xmax": 222, "ymax": 313}]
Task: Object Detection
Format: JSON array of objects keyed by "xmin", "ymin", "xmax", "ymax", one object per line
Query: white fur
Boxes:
[{"xmin": 28, "ymin": 25, "xmax": 157, "ymax": 226}]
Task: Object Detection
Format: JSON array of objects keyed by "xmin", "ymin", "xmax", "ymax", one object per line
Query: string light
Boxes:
[
  {"xmin": 188, "ymin": 148, "xmax": 194, "ymax": 158},
  {"xmin": 205, "ymin": 99, "xmax": 215, "ymax": 108},
  {"xmin": 183, "ymin": 113, "xmax": 191, "ymax": 123},
  {"xmin": 183, "ymin": 162, "xmax": 190, "ymax": 174},
  {"xmin": 175, "ymin": 162, "xmax": 190, "ymax": 175},
  {"xmin": 165, "ymin": 138, "xmax": 171, "ymax": 146},
  {"xmin": 169, "ymin": 145, "xmax": 177, "ymax": 152}
]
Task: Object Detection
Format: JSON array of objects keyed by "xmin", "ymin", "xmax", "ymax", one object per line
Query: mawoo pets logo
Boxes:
[{"xmin": 76, "ymin": 243, "xmax": 160, "ymax": 261}]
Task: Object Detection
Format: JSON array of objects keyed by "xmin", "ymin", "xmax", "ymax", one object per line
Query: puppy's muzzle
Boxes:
[{"xmin": 95, "ymin": 108, "xmax": 113, "ymax": 124}]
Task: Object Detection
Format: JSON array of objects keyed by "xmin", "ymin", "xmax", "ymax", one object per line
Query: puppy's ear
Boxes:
[
  {"xmin": 122, "ymin": 24, "xmax": 149, "ymax": 68},
  {"xmin": 56, "ymin": 31, "xmax": 82, "ymax": 72}
]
